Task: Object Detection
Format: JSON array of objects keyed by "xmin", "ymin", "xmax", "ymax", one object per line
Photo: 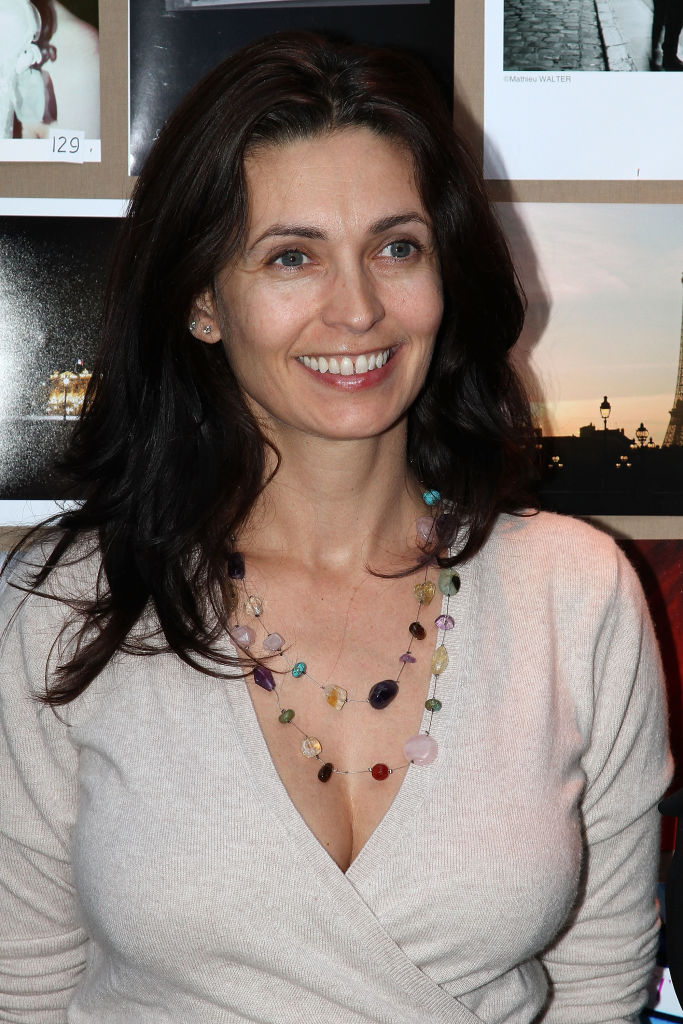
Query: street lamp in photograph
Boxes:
[
  {"xmin": 635, "ymin": 422, "xmax": 649, "ymax": 447},
  {"xmin": 599, "ymin": 395, "xmax": 611, "ymax": 430}
]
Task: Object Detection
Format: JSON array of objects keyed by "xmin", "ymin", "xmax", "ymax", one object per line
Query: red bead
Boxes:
[{"xmin": 371, "ymin": 763, "xmax": 390, "ymax": 781}]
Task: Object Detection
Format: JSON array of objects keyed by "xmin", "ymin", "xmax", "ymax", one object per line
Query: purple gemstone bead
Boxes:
[
  {"xmin": 399, "ymin": 652, "xmax": 417, "ymax": 663},
  {"xmin": 368, "ymin": 679, "xmax": 399, "ymax": 710},
  {"xmin": 403, "ymin": 733, "xmax": 438, "ymax": 766},
  {"xmin": 253, "ymin": 666, "xmax": 276, "ymax": 691},
  {"xmin": 227, "ymin": 551, "xmax": 245, "ymax": 580},
  {"xmin": 264, "ymin": 632, "xmax": 284, "ymax": 651},
  {"xmin": 434, "ymin": 614, "xmax": 455, "ymax": 630},
  {"xmin": 230, "ymin": 624, "xmax": 255, "ymax": 647}
]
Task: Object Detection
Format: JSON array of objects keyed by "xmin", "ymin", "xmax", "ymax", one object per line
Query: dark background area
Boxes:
[
  {"xmin": 0, "ymin": 215, "xmax": 118, "ymax": 499},
  {"xmin": 129, "ymin": 0, "xmax": 454, "ymax": 172}
]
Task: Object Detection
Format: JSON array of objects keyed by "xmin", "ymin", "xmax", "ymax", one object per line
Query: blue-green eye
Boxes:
[
  {"xmin": 274, "ymin": 250, "xmax": 308, "ymax": 267},
  {"xmin": 384, "ymin": 240, "xmax": 417, "ymax": 259}
]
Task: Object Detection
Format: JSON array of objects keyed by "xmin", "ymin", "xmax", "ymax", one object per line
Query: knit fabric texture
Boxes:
[{"xmin": 0, "ymin": 512, "xmax": 672, "ymax": 1023}]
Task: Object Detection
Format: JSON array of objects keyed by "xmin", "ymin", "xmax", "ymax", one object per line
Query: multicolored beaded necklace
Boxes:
[{"xmin": 227, "ymin": 490, "xmax": 461, "ymax": 783}]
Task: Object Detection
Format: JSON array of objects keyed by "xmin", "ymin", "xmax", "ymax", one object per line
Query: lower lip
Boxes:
[{"xmin": 298, "ymin": 352, "xmax": 398, "ymax": 390}]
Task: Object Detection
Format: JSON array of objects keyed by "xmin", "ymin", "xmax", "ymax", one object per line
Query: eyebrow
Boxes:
[{"xmin": 247, "ymin": 212, "xmax": 430, "ymax": 253}]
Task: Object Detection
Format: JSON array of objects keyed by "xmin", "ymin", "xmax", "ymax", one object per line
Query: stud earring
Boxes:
[
  {"xmin": 203, "ymin": 325, "xmax": 212, "ymax": 335},
  {"xmin": 189, "ymin": 320, "xmax": 197, "ymax": 331}
]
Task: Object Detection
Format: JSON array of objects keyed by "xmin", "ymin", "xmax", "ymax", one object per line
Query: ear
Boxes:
[{"xmin": 188, "ymin": 288, "xmax": 222, "ymax": 344}]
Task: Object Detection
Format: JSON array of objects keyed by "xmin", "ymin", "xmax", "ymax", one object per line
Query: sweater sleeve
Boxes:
[
  {"xmin": 0, "ymin": 582, "xmax": 88, "ymax": 1023},
  {"xmin": 540, "ymin": 545, "xmax": 672, "ymax": 1023}
]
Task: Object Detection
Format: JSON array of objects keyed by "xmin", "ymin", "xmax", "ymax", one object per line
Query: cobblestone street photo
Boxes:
[{"xmin": 504, "ymin": 0, "xmax": 683, "ymax": 71}]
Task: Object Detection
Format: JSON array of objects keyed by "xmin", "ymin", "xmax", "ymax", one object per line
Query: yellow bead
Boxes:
[
  {"xmin": 414, "ymin": 581, "xmax": 436, "ymax": 606},
  {"xmin": 324, "ymin": 685, "xmax": 347, "ymax": 710},
  {"xmin": 301, "ymin": 736, "xmax": 322, "ymax": 758},
  {"xmin": 431, "ymin": 645, "xmax": 449, "ymax": 675}
]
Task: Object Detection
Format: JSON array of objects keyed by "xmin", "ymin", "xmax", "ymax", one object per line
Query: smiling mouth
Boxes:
[{"xmin": 297, "ymin": 348, "xmax": 393, "ymax": 376}]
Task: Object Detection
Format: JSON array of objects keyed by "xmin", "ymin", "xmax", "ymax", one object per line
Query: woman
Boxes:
[{"xmin": 0, "ymin": 31, "xmax": 671, "ymax": 1023}]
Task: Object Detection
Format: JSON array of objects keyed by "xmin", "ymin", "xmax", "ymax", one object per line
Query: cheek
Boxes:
[{"xmin": 400, "ymin": 278, "xmax": 444, "ymax": 340}]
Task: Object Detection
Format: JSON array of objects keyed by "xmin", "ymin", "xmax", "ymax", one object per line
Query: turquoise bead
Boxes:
[
  {"xmin": 425, "ymin": 698, "xmax": 442, "ymax": 712},
  {"xmin": 422, "ymin": 489, "xmax": 441, "ymax": 506},
  {"xmin": 292, "ymin": 661, "xmax": 306, "ymax": 677}
]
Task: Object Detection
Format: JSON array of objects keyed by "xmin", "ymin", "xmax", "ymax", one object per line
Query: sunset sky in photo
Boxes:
[{"xmin": 499, "ymin": 202, "xmax": 683, "ymax": 446}]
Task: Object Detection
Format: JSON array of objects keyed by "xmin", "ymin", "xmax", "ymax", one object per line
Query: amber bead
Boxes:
[
  {"xmin": 413, "ymin": 581, "xmax": 436, "ymax": 605},
  {"xmin": 301, "ymin": 736, "xmax": 322, "ymax": 758},
  {"xmin": 431, "ymin": 645, "xmax": 449, "ymax": 675},
  {"xmin": 371, "ymin": 763, "xmax": 390, "ymax": 781},
  {"xmin": 317, "ymin": 762, "xmax": 334, "ymax": 783},
  {"xmin": 324, "ymin": 685, "xmax": 348, "ymax": 710},
  {"xmin": 409, "ymin": 621, "xmax": 426, "ymax": 640}
]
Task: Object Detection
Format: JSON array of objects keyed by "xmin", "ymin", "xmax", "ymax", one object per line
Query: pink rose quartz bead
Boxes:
[
  {"xmin": 403, "ymin": 733, "xmax": 438, "ymax": 766},
  {"xmin": 264, "ymin": 632, "xmax": 284, "ymax": 651},
  {"xmin": 230, "ymin": 624, "xmax": 256, "ymax": 647},
  {"xmin": 416, "ymin": 516, "xmax": 435, "ymax": 543}
]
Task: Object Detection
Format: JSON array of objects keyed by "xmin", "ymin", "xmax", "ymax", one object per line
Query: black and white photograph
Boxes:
[
  {"xmin": 0, "ymin": 199, "xmax": 123, "ymax": 525},
  {"xmin": 499, "ymin": 201, "xmax": 683, "ymax": 514},
  {"xmin": 129, "ymin": 0, "xmax": 453, "ymax": 174},
  {"xmin": 484, "ymin": 0, "xmax": 683, "ymax": 178},
  {"xmin": 504, "ymin": 0, "xmax": 683, "ymax": 72},
  {"xmin": 0, "ymin": 0, "xmax": 101, "ymax": 162}
]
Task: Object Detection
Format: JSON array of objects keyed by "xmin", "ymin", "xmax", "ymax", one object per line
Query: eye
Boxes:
[
  {"xmin": 272, "ymin": 249, "xmax": 310, "ymax": 268},
  {"xmin": 381, "ymin": 240, "xmax": 420, "ymax": 259}
]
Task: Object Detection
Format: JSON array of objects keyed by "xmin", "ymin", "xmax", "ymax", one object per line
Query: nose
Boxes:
[{"xmin": 321, "ymin": 264, "xmax": 385, "ymax": 334}]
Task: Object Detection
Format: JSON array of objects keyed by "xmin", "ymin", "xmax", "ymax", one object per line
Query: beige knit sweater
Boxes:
[{"xmin": 0, "ymin": 512, "xmax": 672, "ymax": 1023}]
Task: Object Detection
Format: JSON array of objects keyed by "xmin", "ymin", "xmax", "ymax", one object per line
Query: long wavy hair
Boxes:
[{"xmin": 4, "ymin": 31, "xmax": 534, "ymax": 705}]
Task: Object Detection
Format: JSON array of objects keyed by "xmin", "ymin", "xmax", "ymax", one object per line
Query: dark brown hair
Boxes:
[{"xmin": 4, "ymin": 31, "xmax": 533, "ymax": 704}]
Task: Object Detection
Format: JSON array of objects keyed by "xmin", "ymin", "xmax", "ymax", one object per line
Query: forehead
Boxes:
[{"xmin": 242, "ymin": 128, "xmax": 427, "ymax": 236}]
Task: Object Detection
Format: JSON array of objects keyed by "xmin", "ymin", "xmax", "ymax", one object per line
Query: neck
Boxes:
[{"xmin": 239, "ymin": 426, "xmax": 424, "ymax": 574}]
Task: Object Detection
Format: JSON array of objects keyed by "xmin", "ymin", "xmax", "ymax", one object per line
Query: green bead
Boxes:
[
  {"xmin": 438, "ymin": 569, "xmax": 461, "ymax": 596},
  {"xmin": 279, "ymin": 708, "xmax": 295, "ymax": 723},
  {"xmin": 425, "ymin": 698, "xmax": 442, "ymax": 712},
  {"xmin": 292, "ymin": 661, "xmax": 306, "ymax": 677}
]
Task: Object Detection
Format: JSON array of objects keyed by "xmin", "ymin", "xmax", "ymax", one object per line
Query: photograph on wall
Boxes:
[
  {"xmin": 0, "ymin": 1, "xmax": 101, "ymax": 163},
  {"xmin": 129, "ymin": 0, "xmax": 453, "ymax": 174},
  {"xmin": 484, "ymin": 0, "xmax": 682, "ymax": 179},
  {"xmin": 0, "ymin": 199, "xmax": 124, "ymax": 527},
  {"xmin": 498, "ymin": 201, "xmax": 683, "ymax": 514}
]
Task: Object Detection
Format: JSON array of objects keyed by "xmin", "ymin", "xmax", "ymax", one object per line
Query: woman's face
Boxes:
[{"xmin": 195, "ymin": 127, "xmax": 443, "ymax": 444}]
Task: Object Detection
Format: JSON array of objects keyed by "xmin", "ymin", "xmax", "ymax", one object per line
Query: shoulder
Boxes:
[
  {"xmin": 479, "ymin": 511, "xmax": 647, "ymax": 633},
  {"xmin": 485, "ymin": 510, "xmax": 626, "ymax": 584}
]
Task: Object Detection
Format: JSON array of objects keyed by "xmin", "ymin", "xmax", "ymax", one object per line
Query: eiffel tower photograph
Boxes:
[
  {"xmin": 501, "ymin": 201, "xmax": 683, "ymax": 514},
  {"xmin": 663, "ymin": 273, "xmax": 683, "ymax": 448}
]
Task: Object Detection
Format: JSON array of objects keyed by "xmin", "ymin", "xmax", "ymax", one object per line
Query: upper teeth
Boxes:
[{"xmin": 298, "ymin": 349, "xmax": 391, "ymax": 376}]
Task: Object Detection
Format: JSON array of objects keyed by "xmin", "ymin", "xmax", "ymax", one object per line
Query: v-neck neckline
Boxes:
[{"xmin": 221, "ymin": 550, "xmax": 477, "ymax": 882}]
